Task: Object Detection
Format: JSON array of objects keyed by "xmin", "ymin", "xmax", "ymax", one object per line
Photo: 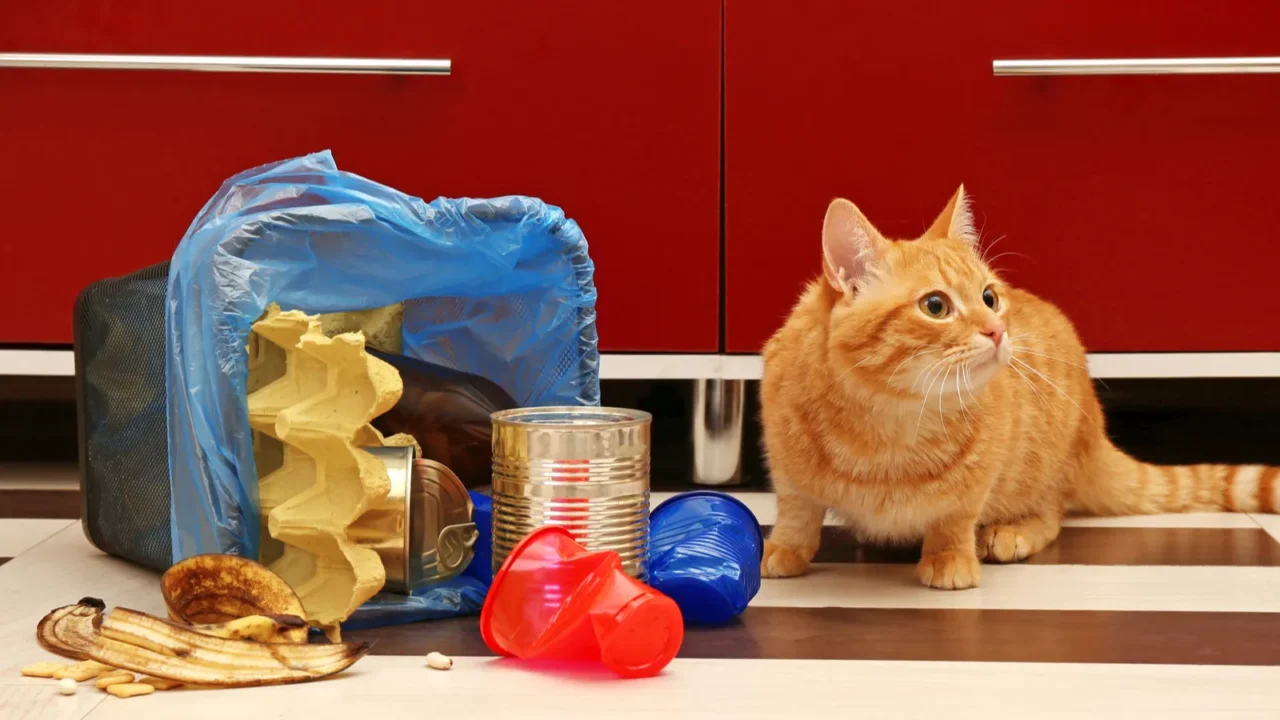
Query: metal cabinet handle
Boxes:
[
  {"xmin": 0, "ymin": 52, "xmax": 450, "ymax": 75},
  {"xmin": 994, "ymin": 57, "xmax": 1280, "ymax": 76}
]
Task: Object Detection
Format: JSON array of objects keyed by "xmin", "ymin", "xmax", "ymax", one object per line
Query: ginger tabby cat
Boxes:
[{"xmin": 760, "ymin": 187, "xmax": 1279, "ymax": 590}]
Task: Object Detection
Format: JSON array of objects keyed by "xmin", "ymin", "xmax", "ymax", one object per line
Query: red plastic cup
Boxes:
[{"xmin": 480, "ymin": 526, "xmax": 684, "ymax": 678}]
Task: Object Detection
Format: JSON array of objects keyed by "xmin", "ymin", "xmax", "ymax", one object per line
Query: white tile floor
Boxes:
[
  {"xmin": 0, "ymin": 518, "xmax": 75, "ymax": 557},
  {"xmin": 7, "ymin": 656, "xmax": 1280, "ymax": 720},
  {"xmin": 1253, "ymin": 514, "xmax": 1280, "ymax": 544}
]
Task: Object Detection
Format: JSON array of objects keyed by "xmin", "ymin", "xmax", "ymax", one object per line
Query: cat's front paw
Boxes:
[
  {"xmin": 762, "ymin": 539, "xmax": 811, "ymax": 578},
  {"xmin": 976, "ymin": 520, "xmax": 1057, "ymax": 563},
  {"xmin": 916, "ymin": 551, "xmax": 981, "ymax": 590},
  {"xmin": 977, "ymin": 525, "xmax": 1033, "ymax": 563}
]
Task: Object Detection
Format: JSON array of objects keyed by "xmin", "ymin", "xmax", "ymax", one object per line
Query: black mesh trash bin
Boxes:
[{"xmin": 73, "ymin": 261, "xmax": 172, "ymax": 571}]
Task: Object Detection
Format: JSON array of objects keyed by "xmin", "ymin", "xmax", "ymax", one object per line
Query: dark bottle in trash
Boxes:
[{"xmin": 368, "ymin": 349, "xmax": 517, "ymax": 489}]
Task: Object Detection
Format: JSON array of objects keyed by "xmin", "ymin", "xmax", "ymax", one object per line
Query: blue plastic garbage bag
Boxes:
[
  {"xmin": 342, "ymin": 575, "xmax": 490, "ymax": 631},
  {"xmin": 164, "ymin": 151, "xmax": 598, "ymax": 623}
]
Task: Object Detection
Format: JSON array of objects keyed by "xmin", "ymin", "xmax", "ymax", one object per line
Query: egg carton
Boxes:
[{"xmin": 246, "ymin": 306, "xmax": 415, "ymax": 638}]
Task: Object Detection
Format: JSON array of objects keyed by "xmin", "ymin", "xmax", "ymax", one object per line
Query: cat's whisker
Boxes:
[
  {"xmin": 835, "ymin": 350, "xmax": 886, "ymax": 385},
  {"xmin": 1011, "ymin": 334, "xmax": 1076, "ymax": 354},
  {"xmin": 984, "ymin": 251, "xmax": 1030, "ymax": 269},
  {"xmin": 887, "ymin": 345, "xmax": 942, "ymax": 385},
  {"xmin": 1013, "ymin": 343, "xmax": 1105, "ymax": 386},
  {"xmin": 979, "ymin": 234, "xmax": 1008, "ymax": 264},
  {"xmin": 1008, "ymin": 334, "xmax": 1065, "ymax": 355},
  {"xmin": 1028, "ymin": 345, "xmax": 1103, "ymax": 382},
  {"xmin": 1012, "ymin": 345, "xmax": 1112, "ymax": 392},
  {"xmin": 1011, "ymin": 356, "xmax": 1098, "ymax": 427},
  {"xmin": 1036, "ymin": 344, "xmax": 1093, "ymax": 365},
  {"xmin": 1007, "ymin": 361, "xmax": 1052, "ymax": 411},
  {"xmin": 937, "ymin": 366, "xmax": 951, "ymax": 441},
  {"xmin": 1010, "ymin": 346, "xmax": 1090, "ymax": 372},
  {"xmin": 954, "ymin": 365, "xmax": 974, "ymax": 430},
  {"xmin": 1018, "ymin": 348, "xmax": 1080, "ymax": 368},
  {"xmin": 924, "ymin": 350, "xmax": 968, "ymax": 387},
  {"xmin": 962, "ymin": 360, "xmax": 983, "ymax": 409},
  {"xmin": 1008, "ymin": 345, "xmax": 1078, "ymax": 364},
  {"xmin": 911, "ymin": 355, "xmax": 952, "ymax": 394},
  {"xmin": 914, "ymin": 358, "xmax": 951, "ymax": 441},
  {"xmin": 960, "ymin": 362, "xmax": 973, "ymax": 404},
  {"xmin": 962, "ymin": 361, "xmax": 983, "ymax": 407}
]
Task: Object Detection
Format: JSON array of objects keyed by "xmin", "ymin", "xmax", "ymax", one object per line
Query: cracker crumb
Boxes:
[
  {"xmin": 106, "ymin": 683, "xmax": 156, "ymax": 699},
  {"xmin": 96, "ymin": 672, "xmax": 136, "ymax": 689},
  {"xmin": 20, "ymin": 662, "xmax": 65, "ymax": 678}
]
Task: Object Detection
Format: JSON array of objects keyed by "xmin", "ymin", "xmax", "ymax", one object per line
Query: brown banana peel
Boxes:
[
  {"xmin": 37, "ymin": 599, "xmax": 369, "ymax": 688},
  {"xmin": 161, "ymin": 554, "xmax": 309, "ymax": 643},
  {"xmin": 36, "ymin": 597, "xmax": 101, "ymax": 660}
]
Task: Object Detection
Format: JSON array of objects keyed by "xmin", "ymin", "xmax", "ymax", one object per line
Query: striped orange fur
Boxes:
[{"xmin": 760, "ymin": 188, "xmax": 1279, "ymax": 590}]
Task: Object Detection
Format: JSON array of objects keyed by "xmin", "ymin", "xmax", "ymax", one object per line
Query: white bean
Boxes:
[
  {"xmin": 425, "ymin": 651, "xmax": 453, "ymax": 670},
  {"xmin": 58, "ymin": 677, "xmax": 77, "ymax": 695}
]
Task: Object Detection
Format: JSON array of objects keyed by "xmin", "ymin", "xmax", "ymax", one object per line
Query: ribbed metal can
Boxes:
[{"xmin": 491, "ymin": 406, "xmax": 652, "ymax": 580}]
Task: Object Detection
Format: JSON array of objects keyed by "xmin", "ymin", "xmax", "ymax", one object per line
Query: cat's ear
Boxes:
[
  {"xmin": 822, "ymin": 198, "xmax": 886, "ymax": 295},
  {"xmin": 926, "ymin": 184, "xmax": 978, "ymax": 244}
]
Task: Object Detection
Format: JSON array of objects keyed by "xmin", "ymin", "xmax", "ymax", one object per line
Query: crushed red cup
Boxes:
[{"xmin": 480, "ymin": 526, "xmax": 683, "ymax": 678}]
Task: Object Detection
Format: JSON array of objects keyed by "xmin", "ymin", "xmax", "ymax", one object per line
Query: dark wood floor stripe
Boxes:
[
  {"xmin": 769, "ymin": 525, "xmax": 1280, "ymax": 567},
  {"xmin": 0, "ymin": 489, "xmax": 80, "ymax": 519},
  {"xmin": 354, "ymin": 606, "xmax": 1280, "ymax": 666},
  {"xmin": 1026, "ymin": 527, "xmax": 1280, "ymax": 566}
]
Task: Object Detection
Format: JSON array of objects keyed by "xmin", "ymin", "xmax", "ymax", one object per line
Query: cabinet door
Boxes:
[
  {"xmin": 0, "ymin": 0, "xmax": 721, "ymax": 351},
  {"xmin": 726, "ymin": 0, "xmax": 1280, "ymax": 352}
]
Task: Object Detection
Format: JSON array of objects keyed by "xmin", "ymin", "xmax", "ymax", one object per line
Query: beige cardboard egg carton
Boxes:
[{"xmin": 246, "ymin": 306, "xmax": 415, "ymax": 639}]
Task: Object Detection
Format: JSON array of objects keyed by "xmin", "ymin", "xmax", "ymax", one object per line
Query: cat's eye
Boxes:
[
  {"xmin": 982, "ymin": 287, "xmax": 999, "ymax": 310},
  {"xmin": 918, "ymin": 292, "xmax": 951, "ymax": 319}
]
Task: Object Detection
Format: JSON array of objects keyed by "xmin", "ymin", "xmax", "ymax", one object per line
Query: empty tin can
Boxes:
[
  {"xmin": 490, "ymin": 407, "xmax": 652, "ymax": 580},
  {"xmin": 354, "ymin": 446, "xmax": 479, "ymax": 593}
]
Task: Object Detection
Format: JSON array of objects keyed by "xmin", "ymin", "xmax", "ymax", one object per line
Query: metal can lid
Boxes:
[{"xmin": 490, "ymin": 406, "xmax": 652, "ymax": 428}]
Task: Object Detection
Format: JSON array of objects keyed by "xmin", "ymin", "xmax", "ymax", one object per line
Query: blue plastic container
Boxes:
[
  {"xmin": 648, "ymin": 491, "xmax": 764, "ymax": 625},
  {"xmin": 465, "ymin": 491, "xmax": 495, "ymax": 584}
]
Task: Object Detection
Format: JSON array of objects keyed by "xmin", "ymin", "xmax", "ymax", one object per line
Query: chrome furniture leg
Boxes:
[{"xmin": 692, "ymin": 379, "xmax": 745, "ymax": 486}]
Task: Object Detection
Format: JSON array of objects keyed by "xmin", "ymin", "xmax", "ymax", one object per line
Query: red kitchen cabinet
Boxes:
[
  {"xmin": 725, "ymin": 0, "xmax": 1280, "ymax": 353},
  {"xmin": 0, "ymin": 0, "xmax": 721, "ymax": 351}
]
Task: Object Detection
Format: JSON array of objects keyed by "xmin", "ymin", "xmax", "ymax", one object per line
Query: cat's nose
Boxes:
[{"xmin": 981, "ymin": 322, "xmax": 1006, "ymax": 348}]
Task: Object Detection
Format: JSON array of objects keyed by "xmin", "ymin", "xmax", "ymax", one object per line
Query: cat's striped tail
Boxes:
[{"xmin": 1071, "ymin": 444, "xmax": 1280, "ymax": 515}]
